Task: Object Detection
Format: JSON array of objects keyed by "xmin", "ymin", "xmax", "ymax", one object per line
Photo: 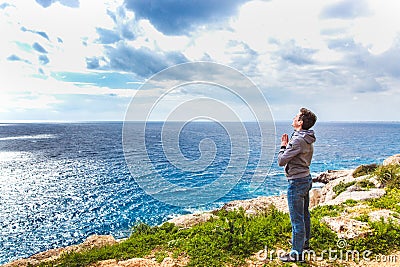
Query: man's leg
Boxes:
[
  {"xmin": 287, "ymin": 179, "xmax": 306, "ymax": 258},
  {"xmin": 303, "ymin": 176, "xmax": 312, "ymax": 249}
]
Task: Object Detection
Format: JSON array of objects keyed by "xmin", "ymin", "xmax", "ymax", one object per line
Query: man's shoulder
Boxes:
[{"xmin": 290, "ymin": 135, "xmax": 308, "ymax": 146}]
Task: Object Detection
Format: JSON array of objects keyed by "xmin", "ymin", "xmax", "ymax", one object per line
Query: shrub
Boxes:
[
  {"xmin": 374, "ymin": 164, "xmax": 400, "ymax": 189},
  {"xmin": 368, "ymin": 188, "xmax": 400, "ymax": 213},
  {"xmin": 352, "ymin": 164, "xmax": 378, "ymax": 178},
  {"xmin": 333, "ymin": 181, "xmax": 356, "ymax": 196},
  {"xmin": 355, "ymin": 179, "xmax": 375, "ymax": 190}
]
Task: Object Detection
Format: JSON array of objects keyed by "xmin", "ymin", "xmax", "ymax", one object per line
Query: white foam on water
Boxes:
[
  {"xmin": 0, "ymin": 151, "xmax": 33, "ymax": 162},
  {"xmin": 0, "ymin": 134, "xmax": 56, "ymax": 141}
]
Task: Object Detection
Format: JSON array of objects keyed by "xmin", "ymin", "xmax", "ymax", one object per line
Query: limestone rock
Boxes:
[
  {"xmin": 368, "ymin": 209, "xmax": 400, "ymax": 224},
  {"xmin": 91, "ymin": 258, "xmax": 159, "ymax": 267},
  {"xmin": 313, "ymin": 169, "xmax": 353, "ymax": 184},
  {"xmin": 2, "ymin": 235, "xmax": 117, "ymax": 267},
  {"xmin": 309, "ymin": 188, "xmax": 322, "ymax": 207},
  {"xmin": 221, "ymin": 195, "xmax": 289, "ymax": 214},
  {"xmin": 78, "ymin": 235, "xmax": 117, "ymax": 251},
  {"xmin": 383, "ymin": 154, "xmax": 400, "ymax": 166},
  {"xmin": 322, "ymin": 189, "xmax": 386, "ymax": 206},
  {"xmin": 160, "ymin": 257, "xmax": 180, "ymax": 267},
  {"xmin": 318, "ymin": 172, "xmax": 356, "ymax": 203},
  {"xmin": 167, "ymin": 212, "xmax": 216, "ymax": 228},
  {"xmin": 321, "ymin": 216, "xmax": 372, "ymax": 239}
]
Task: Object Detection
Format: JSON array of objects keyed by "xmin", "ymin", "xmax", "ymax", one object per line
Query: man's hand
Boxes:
[{"xmin": 281, "ymin": 133, "xmax": 289, "ymax": 147}]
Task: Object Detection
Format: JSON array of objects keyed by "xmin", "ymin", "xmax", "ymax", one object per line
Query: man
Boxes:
[{"xmin": 277, "ymin": 107, "xmax": 317, "ymax": 262}]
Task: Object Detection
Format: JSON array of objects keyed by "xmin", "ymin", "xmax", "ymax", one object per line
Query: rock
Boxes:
[
  {"xmin": 160, "ymin": 257, "xmax": 178, "ymax": 267},
  {"xmin": 78, "ymin": 235, "xmax": 117, "ymax": 252},
  {"xmin": 2, "ymin": 235, "xmax": 117, "ymax": 267},
  {"xmin": 309, "ymin": 188, "xmax": 322, "ymax": 207},
  {"xmin": 368, "ymin": 209, "xmax": 400, "ymax": 224},
  {"xmin": 91, "ymin": 258, "xmax": 159, "ymax": 267},
  {"xmin": 321, "ymin": 216, "xmax": 372, "ymax": 239},
  {"xmin": 119, "ymin": 258, "xmax": 159, "ymax": 267},
  {"xmin": 167, "ymin": 212, "xmax": 216, "ymax": 228},
  {"xmin": 383, "ymin": 154, "xmax": 400, "ymax": 166},
  {"xmin": 322, "ymin": 189, "xmax": 386, "ymax": 206},
  {"xmin": 90, "ymin": 257, "xmax": 187, "ymax": 267},
  {"xmin": 313, "ymin": 170, "xmax": 353, "ymax": 184},
  {"xmin": 318, "ymin": 172, "xmax": 356, "ymax": 203},
  {"xmin": 368, "ymin": 176, "xmax": 384, "ymax": 188},
  {"xmin": 221, "ymin": 195, "xmax": 289, "ymax": 214}
]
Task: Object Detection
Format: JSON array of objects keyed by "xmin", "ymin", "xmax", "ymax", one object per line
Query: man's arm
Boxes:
[{"xmin": 277, "ymin": 136, "xmax": 301, "ymax": 166}]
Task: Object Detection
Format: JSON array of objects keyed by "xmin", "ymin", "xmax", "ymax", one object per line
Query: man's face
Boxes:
[{"xmin": 292, "ymin": 112, "xmax": 303, "ymax": 129}]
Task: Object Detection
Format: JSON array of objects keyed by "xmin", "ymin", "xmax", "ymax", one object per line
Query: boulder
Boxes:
[
  {"xmin": 91, "ymin": 258, "xmax": 159, "ymax": 267},
  {"xmin": 313, "ymin": 170, "xmax": 353, "ymax": 184},
  {"xmin": 318, "ymin": 172, "xmax": 356, "ymax": 203},
  {"xmin": 321, "ymin": 216, "xmax": 371, "ymax": 239},
  {"xmin": 383, "ymin": 154, "xmax": 400, "ymax": 166},
  {"xmin": 221, "ymin": 195, "xmax": 289, "ymax": 214},
  {"xmin": 2, "ymin": 235, "xmax": 117, "ymax": 267},
  {"xmin": 309, "ymin": 188, "xmax": 322, "ymax": 207},
  {"xmin": 368, "ymin": 209, "xmax": 400, "ymax": 224},
  {"xmin": 167, "ymin": 212, "xmax": 216, "ymax": 228},
  {"xmin": 322, "ymin": 189, "xmax": 386, "ymax": 206}
]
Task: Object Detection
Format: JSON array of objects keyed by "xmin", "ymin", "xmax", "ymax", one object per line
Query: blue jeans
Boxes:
[{"xmin": 287, "ymin": 175, "xmax": 312, "ymax": 257}]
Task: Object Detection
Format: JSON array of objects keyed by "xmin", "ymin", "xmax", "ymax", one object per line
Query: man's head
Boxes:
[{"xmin": 292, "ymin": 108, "xmax": 317, "ymax": 130}]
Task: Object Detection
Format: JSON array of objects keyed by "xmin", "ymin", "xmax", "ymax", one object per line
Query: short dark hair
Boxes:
[{"xmin": 299, "ymin": 108, "xmax": 317, "ymax": 130}]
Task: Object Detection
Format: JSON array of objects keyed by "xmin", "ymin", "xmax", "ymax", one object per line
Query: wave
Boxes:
[{"xmin": 0, "ymin": 134, "xmax": 56, "ymax": 141}]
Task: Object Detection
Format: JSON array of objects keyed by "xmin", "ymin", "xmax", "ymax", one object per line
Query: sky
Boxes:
[{"xmin": 1, "ymin": 0, "xmax": 400, "ymax": 122}]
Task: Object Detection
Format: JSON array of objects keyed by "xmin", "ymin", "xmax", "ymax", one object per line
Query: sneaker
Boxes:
[
  {"xmin": 287, "ymin": 239, "xmax": 312, "ymax": 251},
  {"xmin": 279, "ymin": 253, "xmax": 305, "ymax": 263}
]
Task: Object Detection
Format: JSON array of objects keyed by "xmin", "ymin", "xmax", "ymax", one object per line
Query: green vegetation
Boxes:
[
  {"xmin": 355, "ymin": 179, "xmax": 375, "ymax": 190},
  {"xmin": 37, "ymin": 200, "xmax": 400, "ymax": 266},
  {"xmin": 311, "ymin": 204, "xmax": 344, "ymax": 219},
  {"xmin": 39, "ymin": 207, "xmax": 292, "ymax": 267},
  {"xmin": 374, "ymin": 164, "xmax": 400, "ymax": 189},
  {"xmin": 348, "ymin": 218, "xmax": 400, "ymax": 255},
  {"xmin": 332, "ymin": 181, "xmax": 356, "ymax": 196},
  {"xmin": 352, "ymin": 164, "xmax": 378, "ymax": 178},
  {"xmin": 368, "ymin": 188, "xmax": 400, "ymax": 213}
]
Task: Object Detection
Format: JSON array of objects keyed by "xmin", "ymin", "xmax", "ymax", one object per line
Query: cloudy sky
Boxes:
[{"xmin": 1, "ymin": 0, "xmax": 400, "ymax": 122}]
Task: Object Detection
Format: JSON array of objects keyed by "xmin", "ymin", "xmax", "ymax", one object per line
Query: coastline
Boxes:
[{"xmin": 2, "ymin": 154, "xmax": 400, "ymax": 267}]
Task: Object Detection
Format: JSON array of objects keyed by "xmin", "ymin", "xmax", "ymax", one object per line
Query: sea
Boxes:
[{"xmin": 0, "ymin": 121, "xmax": 399, "ymax": 264}]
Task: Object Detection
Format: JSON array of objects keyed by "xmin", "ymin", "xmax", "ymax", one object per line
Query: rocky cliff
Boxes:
[{"xmin": 3, "ymin": 154, "xmax": 400, "ymax": 267}]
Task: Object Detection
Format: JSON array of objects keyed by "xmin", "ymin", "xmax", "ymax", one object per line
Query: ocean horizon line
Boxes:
[{"xmin": 1, "ymin": 120, "xmax": 399, "ymax": 124}]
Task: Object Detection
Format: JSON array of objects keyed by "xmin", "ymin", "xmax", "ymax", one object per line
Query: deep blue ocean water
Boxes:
[{"xmin": 0, "ymin": 121, "xmax": 399, "ymax": 264}]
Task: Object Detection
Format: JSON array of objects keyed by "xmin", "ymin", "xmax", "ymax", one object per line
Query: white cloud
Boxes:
[
  {"xmin": 351, "ymin": 0, "xmax": 400, "ymax": 54},
  {"xmin": 1, "ymin": 0, "xmax": 400, "ymax": 121}
]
